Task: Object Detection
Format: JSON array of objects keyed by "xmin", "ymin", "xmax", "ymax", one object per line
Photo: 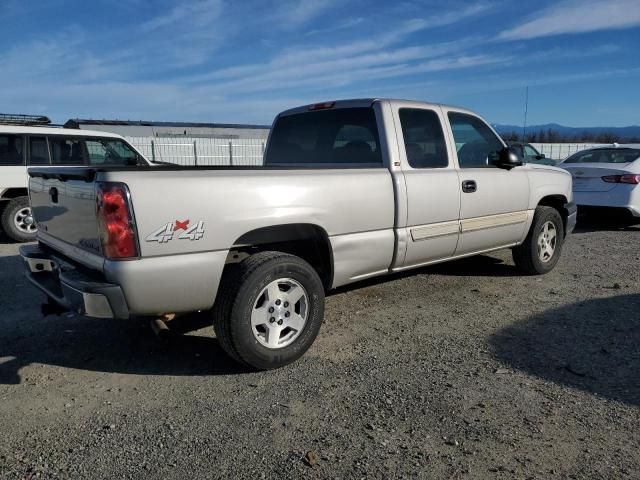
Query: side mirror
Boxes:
[
  {"xmin": 490, "ymin": 147, "xmax": 523, "ymax": 170},
  {"xmin": 536, "ymin": 153, "xmax": 546, "ymax": 159}
]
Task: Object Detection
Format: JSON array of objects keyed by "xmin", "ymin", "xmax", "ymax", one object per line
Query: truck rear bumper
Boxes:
[{"xmin": 20, "ymin": 244, "xmax": 129, "ymax": 319}]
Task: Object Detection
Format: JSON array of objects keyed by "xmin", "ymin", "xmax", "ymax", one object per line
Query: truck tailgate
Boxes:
[{"xmin": 29, "ymin": 168, "xmax": 102, "ymax": 256}]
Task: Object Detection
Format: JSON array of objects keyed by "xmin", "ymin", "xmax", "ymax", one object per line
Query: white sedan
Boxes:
[{"xmin": 560, "ymin": 145, "xmax": 640, "ymax": 221}]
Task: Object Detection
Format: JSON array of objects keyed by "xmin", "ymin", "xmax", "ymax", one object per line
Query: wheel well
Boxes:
[
  {"xmin": 226, "ymin": 223, "xmax": 334, "ymax": 289},
  {"xmin": 538, "ymin": 195, "xmax": 568, "ymax": 234},
  {"xmin": 1, "ymin": 188, "xmax": 28, "ymax": 200}
]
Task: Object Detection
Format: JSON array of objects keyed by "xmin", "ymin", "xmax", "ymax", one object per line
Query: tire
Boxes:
[
  {"xmin": 512, "ymin": 206, "xmax": 564, "ymax": 275},
  {"xmin": 212, "ymin": 251, "xmax": 325, "ymax": 370},
  {"xmin": 1, "ymin": 197, "xmax": 37, "ymax": 243}
]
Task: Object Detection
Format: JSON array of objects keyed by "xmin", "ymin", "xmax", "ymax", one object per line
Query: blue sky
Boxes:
[{"xmin": 1, "ymin": 0, "xmax": 639, "ymax": 126}]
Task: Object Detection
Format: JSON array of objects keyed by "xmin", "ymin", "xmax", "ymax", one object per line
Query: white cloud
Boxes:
[
  {"xmin": 499, "ymin": 0, "xmax": 640, "ymax": 40},
  {"xmin": 189, "ymin": 1, "xmax": 495, "ymax": 85},
  {"xmin": 274, "ymin": 0, "xmax": 341, "ymax": 26},
  {"xmin": 141, "ymin": 0, "xmax": 223, "ymax": 31},
  {"xmin": 305, "ymin": 17, "xmax": 365, "ymax": 36},
  {"xmin": 200, "ymin": 44, "xmax": 497, "ymax": 95},
  {"xmin": 135, "ymin": 0, "xmax": 225, "ymax": 66},
  {"xmin": 409, "ymin": 2, "xmax": 495, "ymax": 30}
]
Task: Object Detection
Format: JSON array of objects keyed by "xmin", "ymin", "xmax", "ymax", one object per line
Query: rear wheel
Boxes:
[
  {"xmin": 512, "ymin": 206, "xmax": 564, "ymax": 275},
  {"xmin": 1, "ymin": 197, "xmax": 37, "ymax": 242},
  {"xmin": 212, "ymin": 251, "xmax": 325, "ymax": 370}
]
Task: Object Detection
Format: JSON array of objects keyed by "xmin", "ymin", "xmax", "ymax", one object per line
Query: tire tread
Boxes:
[
  {"xmin": 513, "ymin": 206, "xmax": 564, "ymax": 275},
  {"xmin": 1, "ymin": 196, "xmax": 36, "ymax": 243},
  {"xmin": 212, "ymin": 251, "xmax": 305, "ymax": 367}
]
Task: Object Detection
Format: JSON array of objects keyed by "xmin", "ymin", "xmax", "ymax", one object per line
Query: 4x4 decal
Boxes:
[{"xmin": 146, "ymin": 220, "xmax": 205, "ymax": 243}]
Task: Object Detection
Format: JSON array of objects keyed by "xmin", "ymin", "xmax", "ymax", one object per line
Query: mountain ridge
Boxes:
[{"xmin": 493, "ymin": 123, "xmax": 640, "ymax": 140}]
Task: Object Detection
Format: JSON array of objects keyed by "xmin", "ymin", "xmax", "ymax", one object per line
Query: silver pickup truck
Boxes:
[{"xmin": 21, "ymin": 99, "xmax": 576, "ymax": 369}]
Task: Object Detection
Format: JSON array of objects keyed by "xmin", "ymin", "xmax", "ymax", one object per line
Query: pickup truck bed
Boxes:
[{"xmin": 22, "ymin": 98, "xmax": 576, "ymax": 369}]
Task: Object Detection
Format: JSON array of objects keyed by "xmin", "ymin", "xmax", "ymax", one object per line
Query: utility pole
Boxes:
[{"xmin": 522, "ymin": 86, "xmax": 529, "ymax": 142}]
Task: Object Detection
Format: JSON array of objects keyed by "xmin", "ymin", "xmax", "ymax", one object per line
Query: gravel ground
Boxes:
[{"xmin": 0, "ymin": 224, "xmax": 638, "ymax": 479}]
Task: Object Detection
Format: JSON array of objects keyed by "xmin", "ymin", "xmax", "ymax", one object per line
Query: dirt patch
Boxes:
[{"xmin": 0, "ymin": 224, "xmax": 639, "ymax": 479}]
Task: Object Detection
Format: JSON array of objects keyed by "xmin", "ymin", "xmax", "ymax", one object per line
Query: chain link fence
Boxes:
[
  {"xmin": 530, "ymin": 143, "xmax": 605, "ymax": 161},
  {"xmin": 125, "ymin": 137, "xmax": 266, "ymax": 166},
  {"xmin": 124, "ymin": 136, "xmax": 602, "ymax": 166}
]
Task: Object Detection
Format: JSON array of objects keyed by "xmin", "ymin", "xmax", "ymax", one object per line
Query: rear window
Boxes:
[
  {"xmin": 265, "ymin": 107, "xmax": 382, "ymax": 166},
  {"xmin": 564, "ymin": 149, "xmax": 640, "ymax": 164},
  {"xmin": 0, "ymin": 134, "xmax": 25, "ymax": 166}
]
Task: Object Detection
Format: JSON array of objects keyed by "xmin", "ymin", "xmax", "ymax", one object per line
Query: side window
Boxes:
[
  {"xmin": 0, "ymin": 135, "xmax": 25, "ymax": 166},
  {"xmin": 49, "ymin": 137, "xmax": 86, "ymax": 165},
  {"xmin": 524, "ymin": 145, "xmax": 538, "ymax": 157},
  {"xmin": 399, "ymin": 109, "xmax": 448, "ymax": 168},
  {"xmin": 85, "ymin": 139, "xmax": 139, "ymax": 166},
  {"xmin": 29, "ymin": 137, "xmax": 50, "ymax": 165},
  {"xmin": 448, "ymin": 112, "xmax": 503, "ymax": 168}
]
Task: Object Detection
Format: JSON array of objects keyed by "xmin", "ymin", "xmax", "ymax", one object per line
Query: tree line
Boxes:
[{"xmin": 501, "ymin": 129, "xmax": 640, "ymax": 144}]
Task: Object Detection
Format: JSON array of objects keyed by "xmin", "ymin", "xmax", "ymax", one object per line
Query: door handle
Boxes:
[{"xmin": 462, "ymin": 180, "xmax": 477, "ymax": 193}]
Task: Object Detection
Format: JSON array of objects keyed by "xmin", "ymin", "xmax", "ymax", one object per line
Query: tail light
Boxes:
[
  {"xmin": 602, "ymin": 174, "xmax": 640, "ymax": 184},
  {"xmin": 96, "ymin": 182, "xmax": 138, "ymax": 259}
]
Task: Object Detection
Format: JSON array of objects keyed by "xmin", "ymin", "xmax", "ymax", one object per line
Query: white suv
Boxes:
[{"xmin": 0, "ymin": 125, "xmax": 149, "ymax": 242}]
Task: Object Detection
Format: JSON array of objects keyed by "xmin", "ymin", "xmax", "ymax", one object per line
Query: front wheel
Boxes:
[
  {"xmin": 512, "ymin": 206, "xmax": 564, "ymax": 275},
  {"xmin": 212, "ymin": 251, "xmax": 325, "ymax": 370},
  {"xmin": 1, "ymin": 197, "xmax": 37, "ymax": 242}
]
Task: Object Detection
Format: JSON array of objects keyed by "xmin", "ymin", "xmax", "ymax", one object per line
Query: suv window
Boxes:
[
  {"xmin": 448, "ymin": 112, "xmax": 503, "ymax": 168},
  {"xmin": 0, "ymin": 135, "xmax": 25, "ymax": 166},
  {"xmin": 29, "ymin": 137, "xmax": 49, "ymax": 165},
  {"xmin": 49, "ymin": 136, "xmax": 86, "ymax": 165},
  {"xmin": 265, "ymin": 107, "xmax": 382, "ymax": 166},
  {"xmin": 399, "ymin": 109, "xmax": 448, "ymax": 168},
  {"xmin": 85, "ymin": 139, "xmax": 140, "ymax": 166}
]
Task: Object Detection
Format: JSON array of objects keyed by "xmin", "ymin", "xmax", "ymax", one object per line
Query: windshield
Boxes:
[{"xmin": 563, "ymin": 149, "xmax": 640, "ymax": 164}]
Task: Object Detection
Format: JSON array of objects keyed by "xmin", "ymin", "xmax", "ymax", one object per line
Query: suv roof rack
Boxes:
[{"xmin": 0, "ymin": 113, "xmax": 52, "ymax": 126}]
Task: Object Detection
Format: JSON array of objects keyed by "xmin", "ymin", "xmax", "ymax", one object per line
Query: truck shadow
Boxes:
[
  {"xmin": 0, "ymin": 251, "xmax": 251, "ymax": 383},
  {"xmin": 0, "ymin": 231, "xmax": 16, "ymax": 245},
  {"xmin": 490, "ymin": 294, "xmax": 640, "ymax": 406},
  {"xmin": 572, "ymin": 215, "xmax": 640, "ymax": 233},
  {"xmin": 0, "ymin": 313, "xmax": 252, "ymax": 384}
]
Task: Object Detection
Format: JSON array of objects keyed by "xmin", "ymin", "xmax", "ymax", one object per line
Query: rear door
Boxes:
[
  {"xmin": 444, "ymin": 109, "xmax": 530, "ymax": 256},
  {"xmin": 392, "ymin": 104, "xmax": 461, "ymax": 268}
]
